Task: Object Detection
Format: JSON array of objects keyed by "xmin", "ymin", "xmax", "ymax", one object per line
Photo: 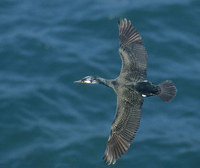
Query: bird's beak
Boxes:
[{"xmin": 74, "ymin": 80, "xmax": 83, "ymax": 83}]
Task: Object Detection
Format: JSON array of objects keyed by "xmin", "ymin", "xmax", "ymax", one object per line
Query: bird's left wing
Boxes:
[
  {"xmin": 103, "ymin": 90, "xmax": 143, "ymax": 164},
  {"xmin": 118, "ymin": 18, "xmax": 147, "ymax": 81}
]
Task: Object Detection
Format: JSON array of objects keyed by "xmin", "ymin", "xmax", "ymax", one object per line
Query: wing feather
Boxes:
[
  {"xmin": 103, "ymin": 90, "xmax": 143, "ymax": 164},
  {"xmin": 118, "ymin": 18, "xmax": 147, "ymax": 80}
]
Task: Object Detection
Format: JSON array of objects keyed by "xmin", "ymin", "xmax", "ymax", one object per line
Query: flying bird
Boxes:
[{"xmin": 74, "ymin": 18, "xmax": 177, "ymax": 165}]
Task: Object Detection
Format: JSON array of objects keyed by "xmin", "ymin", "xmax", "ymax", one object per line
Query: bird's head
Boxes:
[{"xmin": 74, "ymin": 76, "xmax": 99, "ymax": 84}]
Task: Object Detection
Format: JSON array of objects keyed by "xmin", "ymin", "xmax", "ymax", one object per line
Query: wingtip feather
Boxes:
[
  {"xmin": 118, "ymin": 18, "xmax": 142, "ymax": 45},
  {"xmin": 103, "ymin": 134, "xmax": 131, "ymax": 165}
]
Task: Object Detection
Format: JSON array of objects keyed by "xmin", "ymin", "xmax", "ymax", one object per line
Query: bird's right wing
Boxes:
[
  {"xmin": 103, "ymin": 90, "xmax": 143, "ymax": 164},
  {"xmin": 118, "ymin": 18, "xmax": 147, "ymax": 81}
]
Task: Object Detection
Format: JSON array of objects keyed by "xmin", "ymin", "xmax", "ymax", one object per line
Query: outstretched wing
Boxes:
[
  {"xmin": 118, "ymin": 18, "xmax": 147, "ymax": 81},
  {"xmin": 103, "ymin": 90, "xmax": 143, "ymax": 165}
]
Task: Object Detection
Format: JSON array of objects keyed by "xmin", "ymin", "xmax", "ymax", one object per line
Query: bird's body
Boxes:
[{"xmin": 74, "ymin": 18, "xmax": 177, "ymax": 165}]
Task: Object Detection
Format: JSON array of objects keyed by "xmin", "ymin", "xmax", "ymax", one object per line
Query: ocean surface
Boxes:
[{"xmin": 0, "ymin": 0, "xmax": 200, "ymax": 167}]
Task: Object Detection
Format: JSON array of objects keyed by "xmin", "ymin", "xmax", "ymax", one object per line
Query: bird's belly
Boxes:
[{"xmin": 135, "ymin": 82, "xmax": 160, "ymax": 97}]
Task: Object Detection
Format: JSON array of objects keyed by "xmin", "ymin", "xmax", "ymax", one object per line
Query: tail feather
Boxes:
[{"xmin": 157, "ymin": 80, "xmax": 177, "ymax": 102}]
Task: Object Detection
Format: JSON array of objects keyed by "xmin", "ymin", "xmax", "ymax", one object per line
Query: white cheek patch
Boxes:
[
  {"xmin": 142, "ymin": 94, "xmax": 147, "ymax": 97},
  {"xmin": 84, "ymin": 80, "xmax": 91, "ymax": 83}
]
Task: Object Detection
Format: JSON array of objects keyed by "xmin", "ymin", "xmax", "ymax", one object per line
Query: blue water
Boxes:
[{"xmin": 0, "ymin": 0, "xmax": 200, "ymax": 167}]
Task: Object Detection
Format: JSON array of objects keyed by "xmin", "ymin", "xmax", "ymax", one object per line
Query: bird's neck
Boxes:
[{"xmin": 95, "ymin": 77, "xmax": 113, "ymax": 88}]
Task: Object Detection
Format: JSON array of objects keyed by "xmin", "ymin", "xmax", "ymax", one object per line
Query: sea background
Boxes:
[{"xmin": 0, "ymin": 0, "xmax": 200, "ymax": 168}]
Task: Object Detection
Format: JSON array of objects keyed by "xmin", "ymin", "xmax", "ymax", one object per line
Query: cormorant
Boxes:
[{"xmin": 74, "ymin": 18, "xmax": 177, "ymax": 165}]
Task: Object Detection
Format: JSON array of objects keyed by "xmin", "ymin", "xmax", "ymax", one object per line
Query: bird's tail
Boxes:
[{"xmin": 157, "ymin": 80, "xmax": 177, "ymax": 102}]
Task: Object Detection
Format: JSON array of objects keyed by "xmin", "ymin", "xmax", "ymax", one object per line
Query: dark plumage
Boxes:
[{"xmin": 74, "ymin": 18, "xmax": 177, "ymax": 165}]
